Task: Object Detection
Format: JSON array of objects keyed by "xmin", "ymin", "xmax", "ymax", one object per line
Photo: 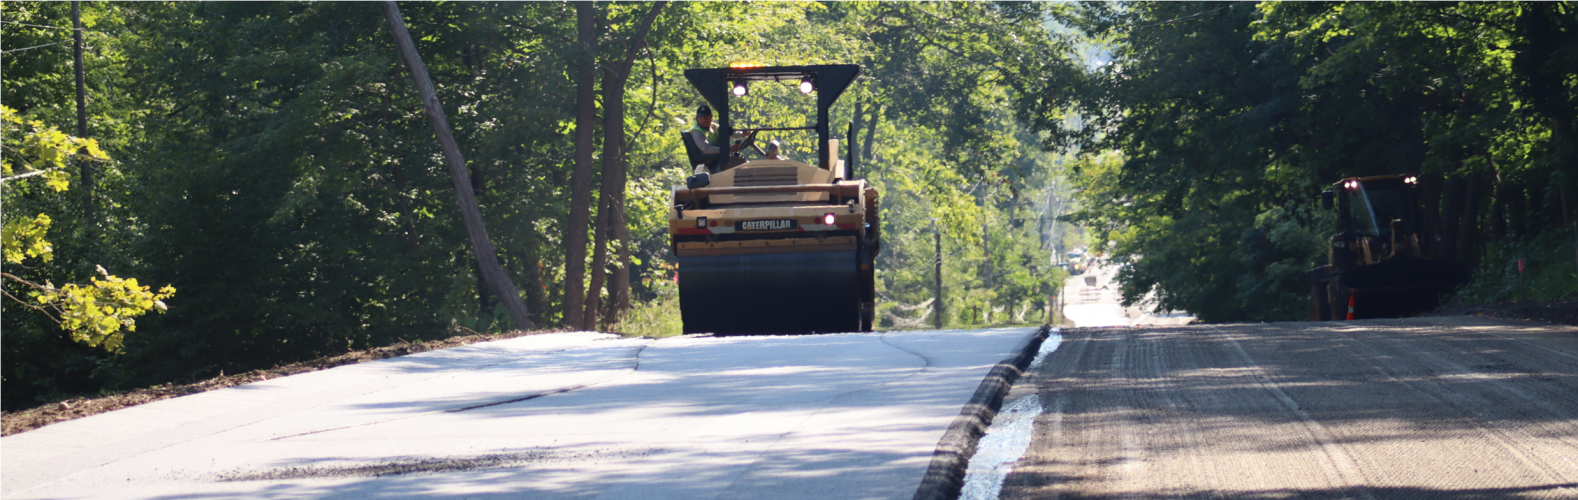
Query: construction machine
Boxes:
[
  {"xmin": 1309, "ymin": 174, "xmax": 1471, "ymax": 320},
  {"xmin": 669, "ymin": 63, "xmax": 879, "ymax": 334}
]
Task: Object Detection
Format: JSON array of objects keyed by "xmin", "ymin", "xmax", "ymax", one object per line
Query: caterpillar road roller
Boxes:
[
  {"xmin": 1309, "ymin": 174, "xmax": 1471, "ymax": 320},
  {"xmin": 670, "ymin": 63, "xmax": 879, "ymax": 334}
]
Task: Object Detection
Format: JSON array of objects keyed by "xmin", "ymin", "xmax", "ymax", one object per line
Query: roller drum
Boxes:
[{"xmin": 678, "ymin": 250, "xmax": 861, "ymax": 334}]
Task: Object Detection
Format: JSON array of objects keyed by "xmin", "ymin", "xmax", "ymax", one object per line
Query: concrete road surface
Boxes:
[
  {"xmin": 999, "ymin": 316, "xmax": 1578, "ymax": 499},
  {"xmin": 3, "ymin": 327, "xmax": 1041, "ymax": 499}
]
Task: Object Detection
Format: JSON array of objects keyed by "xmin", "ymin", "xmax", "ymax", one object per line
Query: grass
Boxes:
[{"xmin": 608, "ymin": 291, "xmax": 685, "ymax": 338}]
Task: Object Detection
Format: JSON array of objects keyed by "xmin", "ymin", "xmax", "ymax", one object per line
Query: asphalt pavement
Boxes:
[{"xmin": 3, "ymin": 328, "xmax": 1042, "ymax": 500}]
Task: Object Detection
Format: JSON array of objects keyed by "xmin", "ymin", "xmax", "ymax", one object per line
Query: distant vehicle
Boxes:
[
  {"xmin": 670, "ymin": 63, "xmax": 878, "ymax": 334},
  {"xmin": 1309, "ymin": 174, "xmax": 1471, "ymax": 320}
]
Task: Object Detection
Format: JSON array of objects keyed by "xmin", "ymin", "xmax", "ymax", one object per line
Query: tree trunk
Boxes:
[
  {"xmin": 602, "ymin": 70, "xmax": 631, "ymax": 323},
  {"xmin": 1489, "ymin": 175, "xmax": 1507, "ymax": 239},
  {"xmin": 475, "ymin": 259, "xmax": 494, "ymax": 319},
  {"xmin": 563, "ymin": 1, "xmax": 598, "ymax": 330},
  {"xmin": 593, "ymin": 2, "xmax": 665, "ymax": 324},
  {"xmin": 1508, "ymin": 184, "xmax": 1529, "ymax": 237},
  {"xmin": 1456, "ymin": 172, "xmax": 1484, "ymax": 265},
  {"xmin": 862, "ymin": 103, "xmax": 880, "ymax": 162},
  {"xmin": 392, "ymin": 161, "xmax": 420, "ymax": 250},
  {"xmin": 1556, "ymin": 171, "xmax": 1573, "ymax": 230},
  {"xmin": 526, "ymin": 256, "xmax": 546, "ymax": 323},
  {"xmin": 74, "ymin": 1, "xmax": 92, "ymax": 223},
  {"xmin": 1439, "ymin": 176, "xmax": 1464, "ymax": 262},
  {"xmin": 934, "ymin": 222, "xmax": 944, "ymax": 329},
  {"xmin": 381, "ymin": 1, "xmax": 532, "ymax": 330},
  {"xmin": 584, "ymin": 194, "xmax": 610, "ymax": 329},
  {"xmin": 1418, "ymin": 173, "xmax": 1442, "ymax": 259}
]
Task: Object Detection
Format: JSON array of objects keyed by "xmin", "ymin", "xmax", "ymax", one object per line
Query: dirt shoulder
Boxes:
[
  {"xmin": 1, "ymin": 329, "xmax": 567, "ymax": 437},
  {"xmin": 1427, "ymin": 298, "xmax": 1578, "ymax": 326}
]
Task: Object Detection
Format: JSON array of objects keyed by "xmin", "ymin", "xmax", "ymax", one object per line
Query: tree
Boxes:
[
  {"xmin": 562, "ymin": 1, "xmax": 599, "ymax": 330},
  {"xmin": 2, "ymin": 105, "xmax": 174, "ymax": 353},
  {"xmin": 584, "ymin": 2, "xmax": 664, "ymax": 329},
  {"xmin": 1017, "ymin": 2, "xmax": 1576, "ymax": 322},
  {"xmin": 380, "ymin": 0, "xmax": 532, "ymax": 330}
]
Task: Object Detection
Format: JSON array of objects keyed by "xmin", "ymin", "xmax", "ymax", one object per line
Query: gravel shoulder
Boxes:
[{"xmin": 1000, "ymin": 316, "xmax": 1578, "ymax": 499}]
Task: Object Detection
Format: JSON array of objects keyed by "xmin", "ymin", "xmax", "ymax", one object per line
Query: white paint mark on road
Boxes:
[{"xmin": 960, "ymin": 329, "xmax": 1062, "ymax": 500}]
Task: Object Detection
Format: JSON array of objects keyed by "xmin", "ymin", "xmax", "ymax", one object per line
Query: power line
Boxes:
[
  {"xmin": 1130, "ymin": 5, "xmax": 1233, "ymax": 31},
  {"xmin": 0, "ymin": 20, "xmax": 85, "ymax": 31},
  {"xmin": 1, "ymin": 38, "xmax": 72, "ymax": 54}
]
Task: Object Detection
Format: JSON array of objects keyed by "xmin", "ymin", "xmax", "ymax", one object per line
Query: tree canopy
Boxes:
[
  {"xmin": 1, "ymin": 1, "xmax": 1071, "ymax": 411},
  {"xmin": 5, "ymin": 1, "xmax": 1569, "ymax": 413}
]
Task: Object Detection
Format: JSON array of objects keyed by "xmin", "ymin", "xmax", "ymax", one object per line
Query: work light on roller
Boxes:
[{"xmin": 823, "ymin": 213, "xmax": 836, "ymax": 225}]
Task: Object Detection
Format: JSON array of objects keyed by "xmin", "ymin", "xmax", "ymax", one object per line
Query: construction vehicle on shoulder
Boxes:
[
  {"xmin": 669, "ymin": 63, "xmax": 879, "ymax": 334},
  {"xmin": 1309, "ymin": 174, "xmax": 1471, "ymax": 320}
]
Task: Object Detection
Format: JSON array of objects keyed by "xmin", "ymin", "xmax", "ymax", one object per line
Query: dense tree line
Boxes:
[
  {"xmin": 1023, "ymin": 2, "xmax": 1576, "ymax": 322},
  {"xmin": 7, "ymin": 1, "xmax": 1572, "ymax": 412},
  {"xmin": 2, "ymin": 2, "xmax": 1068, "ymax": 411}
]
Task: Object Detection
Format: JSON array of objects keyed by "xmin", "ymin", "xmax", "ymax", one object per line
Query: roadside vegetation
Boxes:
[
  {"xmin": 2, "ymin": 2, "xmax": 1071, "ymax": 412},
  {"xmin": 5, "ymin": 1, "xmax": 1570, "ymax": 415},
  {"xmin": 1028, "ymin": 3, "xmax": 1577, "ymax": 322}
]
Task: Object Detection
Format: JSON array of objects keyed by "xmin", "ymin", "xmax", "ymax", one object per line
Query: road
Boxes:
[
  {"xmin": 1062, "ymin": 260, "xmax": 1193, "ymax": 328},
  {"xmin": 3, "ymin": 328, "xmax": 1041, "ymax": 500},
  {"xmin": 998, "ymin": 317, "xmax": 1578, "ymax": 499}
]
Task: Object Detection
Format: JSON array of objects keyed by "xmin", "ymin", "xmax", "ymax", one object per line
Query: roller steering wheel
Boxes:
[{"xmin": 734, "ymin": 129, "xmax": 761, "ymax": 155}]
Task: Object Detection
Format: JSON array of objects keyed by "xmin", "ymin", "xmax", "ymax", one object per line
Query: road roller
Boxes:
[{"xmin": 670, "ymin": 63, "xmax": 880, "ymax": 334}]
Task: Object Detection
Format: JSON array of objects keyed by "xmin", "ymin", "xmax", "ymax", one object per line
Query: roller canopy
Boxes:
[{"xmin": 684, "ymin": 64, "xmax": 862, "ymax": 170}]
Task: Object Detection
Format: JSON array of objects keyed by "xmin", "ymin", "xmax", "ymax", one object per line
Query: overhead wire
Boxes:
[
  {"xmin": 1128, "ymin": 5, "xmax": 1233, "ymax": 32},
  {"xmin": 0, "ymin": 20, "xmax": 105, "ymax": 54},
  {"xmin": 0, "ymin": 20, "xmax": 85, "ymax": 31},
  {"xmin": 1, "ymin": 38, "xmax": 72, "ymax": 54}
]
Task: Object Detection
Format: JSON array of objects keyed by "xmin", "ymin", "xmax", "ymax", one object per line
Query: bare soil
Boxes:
[{"xmin": 1, "ymin": 329, "xmax": 565, "ymax": 436}]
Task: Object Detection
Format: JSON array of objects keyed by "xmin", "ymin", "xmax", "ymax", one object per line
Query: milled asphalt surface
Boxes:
[
  {"xmin": 999, "ymin": 316, "xmax": 1578, "ymax": 499},
  {"xmin": 2, "ymin": 327, "xmax": 1042, "ymax": 499}
]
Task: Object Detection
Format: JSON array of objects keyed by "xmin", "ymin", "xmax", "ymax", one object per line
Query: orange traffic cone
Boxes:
[{"xmin": 1345, "ymin": 291, "xmax": 1356, "ymax": 321}]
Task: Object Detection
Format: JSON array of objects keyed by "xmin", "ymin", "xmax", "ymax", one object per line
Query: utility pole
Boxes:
[
  {"xmin": 933, "ymin": 218, "xmax": 943, "ymax": 329},
  {"xmin": 74, "ymin": 1, "xmax": 92, "ymax": 223}
]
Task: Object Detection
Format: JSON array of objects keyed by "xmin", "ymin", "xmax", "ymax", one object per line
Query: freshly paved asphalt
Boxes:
[{"xmin": 3, "ymin": 328, "xmax": 1041, "ymax": 499}]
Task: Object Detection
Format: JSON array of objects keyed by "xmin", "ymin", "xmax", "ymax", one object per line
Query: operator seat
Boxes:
[{"xmin": 679, "ymin": 132, "xmax": 726, "ymax": 173}]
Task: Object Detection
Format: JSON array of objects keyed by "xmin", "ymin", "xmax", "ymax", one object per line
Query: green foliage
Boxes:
[
  {"xmin": 2, "ymin": 213, "xmax": 54, "ymax": 264},
  {"xmin": 1, "ymin": 105, "xmax": 104, "ymax": 192},
  {"xmin": 608, "ymin": 279, "xmax": 682, "ymax": 338},
  {"xmin": 1455, "ymin": 229, "xmax": 1578, "ymax": 303},
  {"xmin": 33, "ymin": 266, "xmax": 176, "ymax": 353},
  {"xmin": 1023, "ymin": 2, "xmax": 1577, "ymax": 322},
  {"xmin": 1, "ymin": 1, "xmax": 1077, "ymax": 411},
  {"xmin": 3, "ymin": 102, "xmax": 174, "ymax": 358}
]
